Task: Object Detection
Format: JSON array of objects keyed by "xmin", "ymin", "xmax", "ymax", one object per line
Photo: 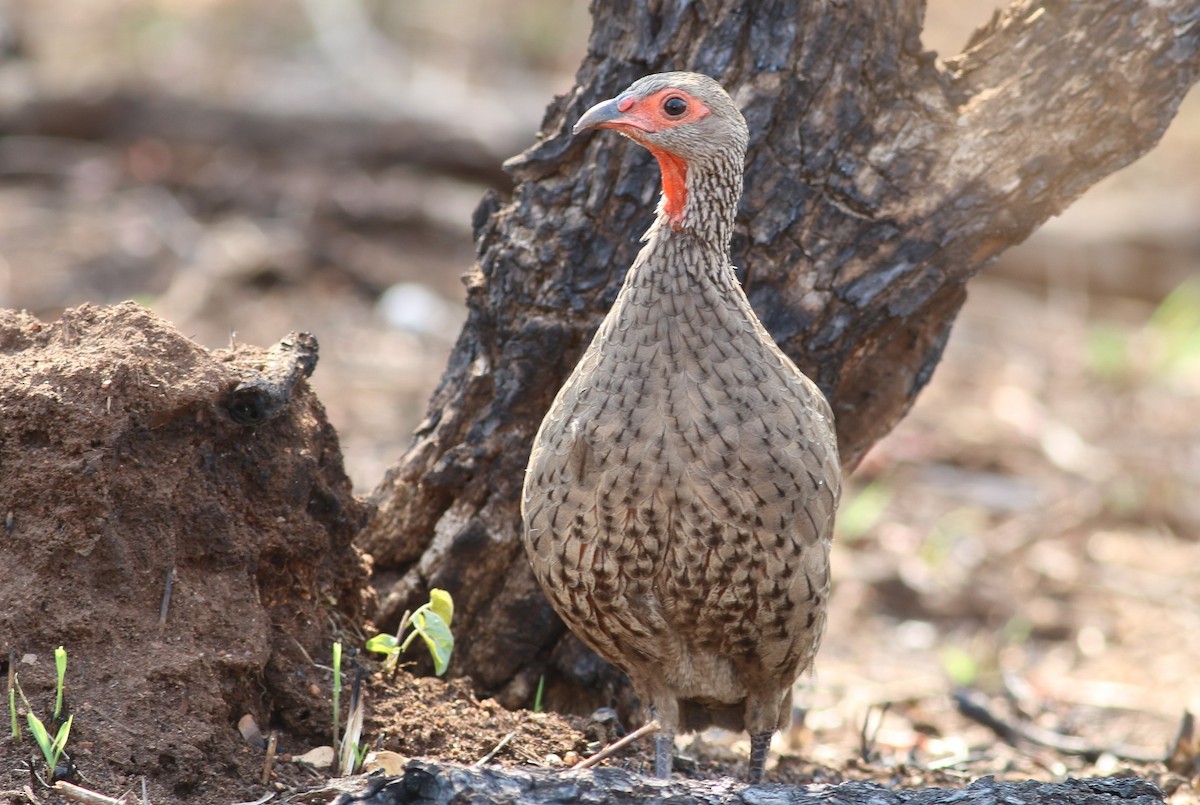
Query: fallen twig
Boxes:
[
  {"xmin": 53, "ymin": 781, "xmax": 123, "ymax": 805},
  {"xmin": 474, "ymin": 730, "xmax": 517, "ymax": 766},
  {"xmin": 572, "ymin": 719, "xmax": 659, "ymax": 772},
  {"xmin": 925, "ymin": 752, "xmax": 991, "ymax": 771},
  {"xmin": 859, "ymin": 702, "xmax": 890, "ymax": 762},
  {"xmin": 261, "ymin": 732, "xmax": 278, "ymax": 785},
  {"xmin": 289, "ymin": 635, "xmax": 316, "ymax": 668},
  {"xmin": 1000, "ymin": 671, "xmax": 1042, "ymax": 722},
  {"xmin": 953, "ymin": 688, "xmax": 1164, "ymax": 763}
]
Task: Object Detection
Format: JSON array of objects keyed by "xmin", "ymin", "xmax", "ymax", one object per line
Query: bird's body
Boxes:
[{"xmin": 522, "ymin": 72, "xmax": 840, "ymax": 782}]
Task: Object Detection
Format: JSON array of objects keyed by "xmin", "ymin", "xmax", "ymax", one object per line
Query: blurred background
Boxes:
[{"xmin": 1, "ymin": 0, "xmax": 1197, "ymax": 779}]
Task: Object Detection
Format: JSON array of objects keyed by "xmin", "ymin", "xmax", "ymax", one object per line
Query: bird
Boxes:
[{"xmin": 521, "ymin": 71, "xmax": 841, "ymax": 783}]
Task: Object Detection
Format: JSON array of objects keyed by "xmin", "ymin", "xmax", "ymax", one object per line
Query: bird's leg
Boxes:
[
  {"xmin": 648, "ymin": 700, "xmax": 678, "ymax": 778},
  {"xmin": 654, "ymin": 728, "xmax": 675, "ymax": 778},
  {"xmin": 748, "ymin": 731, "xmax": 772, "ymax": 784}
]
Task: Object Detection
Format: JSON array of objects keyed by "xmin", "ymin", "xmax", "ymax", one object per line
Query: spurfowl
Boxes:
[{"xmin": 522, "ymin": 72, "xmax": 841, "ymax": 782}]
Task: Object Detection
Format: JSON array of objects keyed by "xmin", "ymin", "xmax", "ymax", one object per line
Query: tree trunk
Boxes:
[{"xmin": 360, "ymin": 0, "xmax": 1200, "ymax": 708}]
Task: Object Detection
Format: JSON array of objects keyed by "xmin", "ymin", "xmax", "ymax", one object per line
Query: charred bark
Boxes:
[
  {"xmin": 361, "ymin": 0, "xmax": 1200, "ymax": 708},
  {"xmin": 334, "ymin": 760, "xmax": 1166, "ymax": 805}
]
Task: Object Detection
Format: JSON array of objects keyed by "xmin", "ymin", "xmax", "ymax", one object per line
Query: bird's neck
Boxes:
[
  {"xmin": 649, "ymin": 148, "xmax": 743, "ymax": 250},
  {"xmin": 631, "ymin": 212, "xmax": 741, "ymax": 303}
]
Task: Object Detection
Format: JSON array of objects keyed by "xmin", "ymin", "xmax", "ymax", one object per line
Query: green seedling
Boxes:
[
  {"xmin": 533, "ymin": 675, "xmax": 546, "ymax": 714},
  {"xmin": 7, "ymin": 650, "xmax": 17, "ymax": 742},
  {"xmin": 366, "ymin": 588, "xmax": 454, "ymax": 676},
  {"xmin": 26, "ymin": 710, "xmax": 72, "ymax": 778},
  {"xmin": 353, "ymin": 740, "xmax": 370, "ymax": 773},
  {"xmin": 53, "ymin": 647, "xmax": 67, "ymax": 723},
  {"xmin": 332, "ymin": 641, "xmax": 343, "ymax": 751},
  {"xmin": 13, "ymin": 647, "xmax": 73, "ymax": 781},
  {"xmin": 8, "ymin": 676, "xmax": 19, "ymax": 742}
]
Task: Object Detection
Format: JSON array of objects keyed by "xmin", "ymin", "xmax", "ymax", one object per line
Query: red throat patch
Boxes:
[
  {"xmin": 588, "ymin": 86, "xmax": 709, "ymax": 229},
  {"xmin": 648, "ymin": 146, "xmax": 688, "ymax": 227}
]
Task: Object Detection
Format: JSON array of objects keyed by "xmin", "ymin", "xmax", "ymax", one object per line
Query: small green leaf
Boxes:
[
  {"xmin": 26, "ymin": 711, "xmax": 54, "ymax": 766},
  {"xmin": 409, "ymin": 609, "xmax": 454, "ymax": 676},
  {"xmin": 53, "ymin": 646, "xmax": 67, "ymax": 723},
  {"xmin": 364, "ymin": 634, "xmax": 399, "ymax": 655},
  {"xmin": 429, "ymin": 588, "xmax": 454, "ymax": 627},
  {"xmin": 51, "ymin": 714, "xmax": 72, "ymax": 769}
]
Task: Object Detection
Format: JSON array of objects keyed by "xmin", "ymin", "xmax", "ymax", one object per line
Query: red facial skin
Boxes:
[{"xmin": 591, "ymin": 88, "xmax": 711, "ymax": 226}]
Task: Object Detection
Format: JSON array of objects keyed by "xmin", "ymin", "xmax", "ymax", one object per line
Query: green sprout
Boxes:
[
  {"xmin": 8, "ymin": 676, "xmax": 19, "ymax": 742},
  {"xmin": 365, "ymin": 588, "xmax": 455, "ymax": 676},
  {"xmin": 52, "ymin": 647, "xmax": 67, "ymax": 723},
  {"xmin": 353, "ymin": 740, "xmax": 370, "ymax": 773},
  {"xmin": 331, "ymin": 641, "xmax": 343, "ymax": 751},
  {"xmin": 26, "ymin": 710, "xmax": 72, "ymax": 778},
  {"xmin": 533, "ymin": 674, "xmax": 546, "ymax": 714},
  {"xmin": 12, "ymin": 648, "xmax": 73, "ymax": 781}
]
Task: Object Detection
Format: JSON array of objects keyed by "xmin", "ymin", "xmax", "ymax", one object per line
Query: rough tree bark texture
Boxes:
[
  {"xmin": 360, "ymin": 0, "xmax": 1200, "ymax": 707},
  {"xmin": 334, "ymin": 761, "xmax": 1165, "ymax": 805}
]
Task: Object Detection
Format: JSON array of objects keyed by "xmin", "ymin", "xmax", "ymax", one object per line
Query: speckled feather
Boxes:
[{"xmin": 522, "ymin": 73, "xmax": 840, "ymax": 757}]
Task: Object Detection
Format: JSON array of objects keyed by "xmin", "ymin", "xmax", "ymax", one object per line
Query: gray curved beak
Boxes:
[{"xmin": 573, "ymin": 96, "xmax": 626, "ymax": 136}]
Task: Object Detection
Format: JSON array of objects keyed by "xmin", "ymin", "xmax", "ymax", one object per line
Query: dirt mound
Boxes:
[{"xmin": 0, "ymin": 302, "xmax": 371, "ymax": 802}]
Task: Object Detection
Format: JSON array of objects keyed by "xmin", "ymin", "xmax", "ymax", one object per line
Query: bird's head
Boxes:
[{"xmin": 574, "ymin": 72, "xmax": 749, "ymax": 233}]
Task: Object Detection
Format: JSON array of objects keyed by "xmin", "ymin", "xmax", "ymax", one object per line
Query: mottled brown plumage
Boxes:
[{"xmin": 522, "ymin": 72, "xmax": 841, "ymax": 782}]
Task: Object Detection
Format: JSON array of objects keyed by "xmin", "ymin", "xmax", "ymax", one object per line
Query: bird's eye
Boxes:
[{"xmin": 663, "ymin": 96, "xmax": 687, "ymax": 117}]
